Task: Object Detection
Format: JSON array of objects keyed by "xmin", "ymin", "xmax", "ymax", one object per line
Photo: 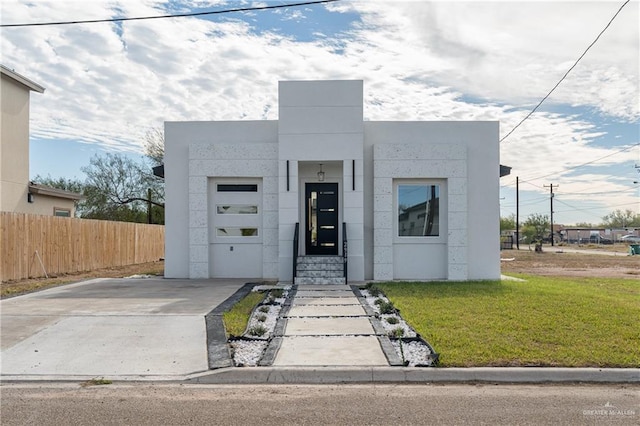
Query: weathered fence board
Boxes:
[{"xmin": 0, "ymin": 212, "xmax": 164, "ymax": 282}]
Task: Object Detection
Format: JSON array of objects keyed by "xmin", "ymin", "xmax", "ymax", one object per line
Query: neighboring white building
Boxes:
[{"xmin": 165, "ymin": 80, "xmax": 500, "ymax": 282}]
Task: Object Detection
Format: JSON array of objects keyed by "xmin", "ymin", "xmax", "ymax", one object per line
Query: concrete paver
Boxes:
[
  {"xmin": 273, "ymin": 336, "xmax": 388, "ymax": 366},
  {"xmin": 292, "ymin": 297, "xmax": 361, "ymax": 306},
  {"xmin": 287, "ymin": 304, "xmax": 366, "ymax": 317},
  {"xmin": 283, "ymin": 317, "xmax": 376, "ymax": 335}
]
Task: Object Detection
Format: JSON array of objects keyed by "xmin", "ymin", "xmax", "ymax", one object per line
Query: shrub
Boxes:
[
  {"xmin": 259, "ymin": 306, "xmax": 270, "ymax": 313},
  {"xmin": 256, "ymin": 314, "xmax": 267, "ymax": 322},
  {"xmin": 247, "ymin": 325, "xmax": 267, "ymax": 337},
  {"xmin": 389, "ymin": 327, "xmax": 405, "ymax": 338},
  {"xmin": 386, "ymin": 316, "xmax": 399, "ymax": 324},
  {"xmin": 379, "ymin": 301, "xmax": 395, "ymax": 314},
  {"xmin": 368, "ymin": 287, "xmax": 382, "ymax": 297}
]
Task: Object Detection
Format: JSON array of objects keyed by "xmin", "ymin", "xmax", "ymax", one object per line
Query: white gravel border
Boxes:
[
  {"xmin": 230, "ymin": 289, "xmax": 288, "ymax": 366},
  {"xmin": 361, "ymin": 288, "xmax": 435, "ymax": 366}
]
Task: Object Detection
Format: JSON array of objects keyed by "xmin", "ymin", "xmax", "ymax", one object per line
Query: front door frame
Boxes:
[{"xmin": 304, "ymin": 182, "xmax": 339, "ymax": 255}]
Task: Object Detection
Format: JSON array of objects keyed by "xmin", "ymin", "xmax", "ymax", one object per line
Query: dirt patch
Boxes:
[
  {"xmin": 501, "ymin": 249, "xmax": 639, "ymax": 279},
  {"xmin": 1, "ymin": 260, "xmax": 165, "ymax": 299}
]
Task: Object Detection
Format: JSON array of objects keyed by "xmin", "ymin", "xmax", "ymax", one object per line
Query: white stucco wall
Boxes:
[
  {"xmin": 364, "ymin": 121, "xmax": 500, "ymax": 281},
  {"xmin": 164, "ymin": 121, "xmax": 278, "ymax": 278},
  {"xmin": 277, "ymin": 81, "xmax": 365, "ymax": 282},
  {"xmin": 189, "ymin": 144, "xmax": 278, "ymax": 279}
]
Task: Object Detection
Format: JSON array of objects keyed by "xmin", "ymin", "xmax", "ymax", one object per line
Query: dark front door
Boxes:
[{"xmin": 305, "ymin": 183, "xmax": 339, "ymax": 255}]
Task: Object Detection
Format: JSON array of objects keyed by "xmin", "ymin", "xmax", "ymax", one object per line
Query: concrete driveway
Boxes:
[{"xmin": 1, "ymin": 278, "xmax": 247, "ymax": 380}]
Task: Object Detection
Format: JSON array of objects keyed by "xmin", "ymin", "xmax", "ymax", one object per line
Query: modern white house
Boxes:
[{"xmin": 165, "ymin": 80, "xmax": 501, "ymax": 283}]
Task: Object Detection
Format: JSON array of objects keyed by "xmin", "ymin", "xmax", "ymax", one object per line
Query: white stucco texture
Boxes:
[{"xmin": 164, "ymin": 81, "xmax": 500, "ymax": 281}]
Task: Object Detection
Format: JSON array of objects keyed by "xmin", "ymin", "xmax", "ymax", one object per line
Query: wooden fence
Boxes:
[{"xmin": 1, "ymin": 212, "xmax": 164, "ymax": 282}]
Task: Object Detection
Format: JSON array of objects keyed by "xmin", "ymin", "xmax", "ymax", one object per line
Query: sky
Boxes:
[{"xmin": 1, "ymin": 0, "xmax": 638, "ymax": 226}]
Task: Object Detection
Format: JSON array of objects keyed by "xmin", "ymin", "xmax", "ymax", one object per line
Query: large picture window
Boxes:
[{"xmin": 398, "ymin": 184, "xmax": 440, "ymax": 237}]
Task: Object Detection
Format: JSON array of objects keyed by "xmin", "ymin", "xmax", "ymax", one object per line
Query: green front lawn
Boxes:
[{"xmin": 377, "ymin": 276, "xmax": 640, "ymax": 367}]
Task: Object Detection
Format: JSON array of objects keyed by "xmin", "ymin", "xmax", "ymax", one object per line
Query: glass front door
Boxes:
[{"xmin": 305, "ymin": 183, "xmax": 338, "ymax": 255}]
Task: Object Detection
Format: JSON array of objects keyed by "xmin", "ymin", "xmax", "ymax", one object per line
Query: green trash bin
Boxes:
[{"xmin": 630, "ymin": 244, "xmax": 640, "ymax": 255}]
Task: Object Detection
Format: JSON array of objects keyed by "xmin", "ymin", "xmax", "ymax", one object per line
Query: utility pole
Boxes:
[
  {"xmin": 544, "ymin": 183, "xmax": 557, "ymax": 246},
  {"xmin": 516, "ymin": 177, "xmax": 520, "ymax": 250},
  {"xmin": 147, "ymin": 188, "xmax": 152, "ymax": 224}
]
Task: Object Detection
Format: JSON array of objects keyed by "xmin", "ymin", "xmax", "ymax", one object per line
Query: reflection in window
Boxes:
[
  {"xmin": 216, "ymin": 205, "xmax": 258, "ymax": 215},
  {"xmin": 398, "ymin": 184, "xmax": 439, "ymax": 236},
  {"xmin": 216, "ymin": 228, "xmax": 259, "ymax": 237}
]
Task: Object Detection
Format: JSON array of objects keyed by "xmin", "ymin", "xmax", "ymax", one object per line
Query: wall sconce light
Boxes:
[
  {"xmin": 317, "ymin": 163, "xmax": 325, "ymax": 181},
  {"xmin": 27, "ymin": 192, "xmax": 34, "ymax": 203}
]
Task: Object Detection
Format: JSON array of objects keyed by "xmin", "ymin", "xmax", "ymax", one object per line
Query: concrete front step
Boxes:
[
  {"xmin": 295, "ymin": 277, "xmax": 346, "ymax": 285},
  {"xmin": 297, "ymin": 256, "xmax": 344, "ymax": 264},
  {"xmin": 297, "ymin": 263, "xmax": 344, "ymax": 271},
  {"xmin": 296, "ymin": 270, "xmax": 345, "ymax": 278},
  {"xmin": 295, "ymin": 290, "xmax": 355, "ymax": 298}
]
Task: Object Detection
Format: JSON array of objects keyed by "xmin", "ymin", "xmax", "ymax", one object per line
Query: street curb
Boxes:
[
  {"xmin": 2, "ymin": 367, "xmax": 638, "ymax": 384},
  {"xmin": 185, "ymin": 367, "xmax": 640, "ymax": 385}
]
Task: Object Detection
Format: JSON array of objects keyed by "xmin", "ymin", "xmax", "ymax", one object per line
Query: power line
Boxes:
[
  {"xmin": 518, "ymin": 142, "xmax": 639, "ymax": 184},
  {"xmin": 554, "ymin": 198, "xmax": 637, "ymax": 215},
  {"xmin": 500, "ymin": 0, "xmax": 631, "ymax": 143},
  {"xmin": 559, "ymin": 187, "xmax": 637, "ymax": 197},
  {"xmin": 0, "ymin": 0, "xmax": 339, "ymax": 27}
]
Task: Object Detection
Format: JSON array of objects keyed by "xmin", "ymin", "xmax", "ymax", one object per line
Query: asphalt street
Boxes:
[{"xmin": 1, "ymin": 383, "xmax": 638, "ymax": 425}]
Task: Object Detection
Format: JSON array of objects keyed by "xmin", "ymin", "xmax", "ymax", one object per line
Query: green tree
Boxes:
[
  {"xmin": 81, "ymin": 153, "xmax": 164, "ymax": 223},
  {"xmin": 144, "ymin": 127, "xmax": 164, "ymax": 166},
  {"xmin": 522, "ymin": 213, "xmax": 550, "ymax": 243},
  {"xmin": 500, "ymin": 214, "xmax": 516, "ymax": 232},
  {"xmin": 601, "ymin": 209, "xmax": 640, "ymax": 228}
]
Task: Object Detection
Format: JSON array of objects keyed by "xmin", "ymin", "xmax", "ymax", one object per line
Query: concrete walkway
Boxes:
[{"xmin": 271, "ymin": 285, "xmax": 389, "ymax": 366}]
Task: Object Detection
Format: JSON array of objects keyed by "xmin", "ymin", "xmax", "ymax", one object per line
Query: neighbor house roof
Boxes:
[
  {"xmin": 1, "ymin": 64, "xmax": 45, "ymax": 93},
  {"xmin": 28, "ymin": 183, "xmax": 84, "ymax": 200}
]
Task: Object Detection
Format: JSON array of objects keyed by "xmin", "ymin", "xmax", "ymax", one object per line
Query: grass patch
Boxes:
[
  {"xmin": 377, "ymin": 276, "xmax": 640, "ymax": 367},
  {"xmin": 80, "ymin": 377, "xmax": 112, "ymax": 387},
  {"xmin": 222, "ymin": 291, "xmax": 265, "ymax": 337}
]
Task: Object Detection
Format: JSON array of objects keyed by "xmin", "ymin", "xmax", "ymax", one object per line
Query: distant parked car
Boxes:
[{"xmin": 620, "ymin": 235, "xmax": 640, "ymax": 244}]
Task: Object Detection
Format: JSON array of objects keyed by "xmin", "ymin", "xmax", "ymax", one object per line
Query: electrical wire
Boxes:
[
  {"xmin": 499, "ymin": 0, "xmax": 631, "ymax": 143},
  {"xmin": 554, "ymin": 198, "xmax": 637, "ymax": 214},
  {"xmin": 517, "ymin": 142, "xmax": 639, "ymax": 184},
  {"xmin": 0, "ymin": 0, "xmax": 339, "ymax": 27}
]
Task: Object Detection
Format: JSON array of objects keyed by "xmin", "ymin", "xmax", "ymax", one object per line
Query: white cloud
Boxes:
[{"xmin": 1, "ymin": 0, "xmax": 638, "ymax": 224}]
